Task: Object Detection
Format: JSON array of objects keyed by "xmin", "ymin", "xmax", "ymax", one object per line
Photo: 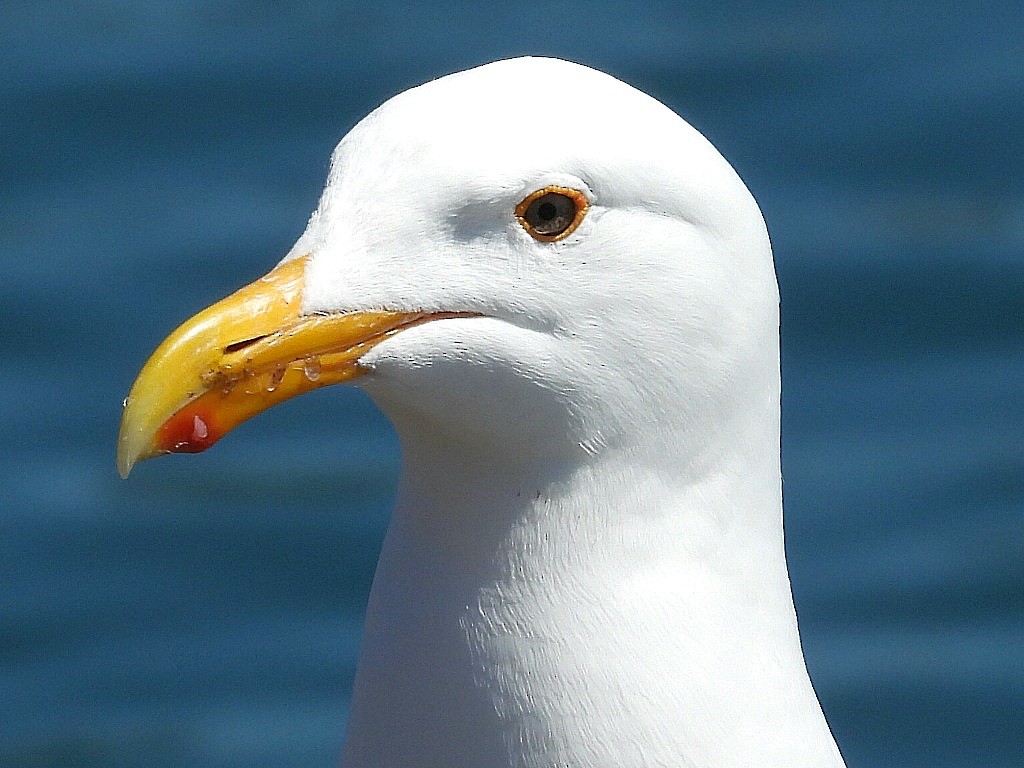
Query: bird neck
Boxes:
[{"xmin": 341, "ymin": 433, "xmax": 844, "ymax": 768}]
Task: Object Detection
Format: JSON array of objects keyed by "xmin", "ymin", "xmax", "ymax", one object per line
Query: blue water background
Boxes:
[{"xmin": 2, "ymin": 2, "xmax": 1022, "ymax": 766}]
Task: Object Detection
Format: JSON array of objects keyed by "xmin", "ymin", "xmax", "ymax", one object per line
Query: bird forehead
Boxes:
[
  {"xmin": 340, "ymin": 59, "xmax": 686, "ymax": 178},
  {"xmin": 312, "ymin": 57, "xmax": 754, "ymax": 250}
]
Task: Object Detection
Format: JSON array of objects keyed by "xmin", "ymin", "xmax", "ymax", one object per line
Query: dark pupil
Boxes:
[{"xmin": 527, "ymin": 193, "xmax": 575, "ymax": 236}]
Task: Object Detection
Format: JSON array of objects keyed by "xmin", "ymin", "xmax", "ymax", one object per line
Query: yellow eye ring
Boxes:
[{"xmin": 515, "ymin": 186, "xmax": 589, "ymax": 242}]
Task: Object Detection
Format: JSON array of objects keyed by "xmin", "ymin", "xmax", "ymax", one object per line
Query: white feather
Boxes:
[{"xmin": 290, "ymin": 57, "xmax": 845, "ymax": 768}]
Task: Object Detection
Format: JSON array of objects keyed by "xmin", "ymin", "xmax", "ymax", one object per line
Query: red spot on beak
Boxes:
[{"xmin": 156, "ymin": 403, "xmax": 222, "ymax": 454}]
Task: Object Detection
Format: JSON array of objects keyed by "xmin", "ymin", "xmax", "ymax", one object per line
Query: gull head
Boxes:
[{"xmin": 118, "ymin": 56, "xmax": 777, "ymax": 478}]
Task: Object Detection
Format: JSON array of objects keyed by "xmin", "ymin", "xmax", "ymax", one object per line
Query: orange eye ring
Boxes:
[{"xmin": 515, "ymin": 186, "xmax": 589, "ymax": 242}]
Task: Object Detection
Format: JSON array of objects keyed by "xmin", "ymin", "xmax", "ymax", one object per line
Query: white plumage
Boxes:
[{"xmin": 277, "ymin": 58, "xmax": 846, "ymax": 767}]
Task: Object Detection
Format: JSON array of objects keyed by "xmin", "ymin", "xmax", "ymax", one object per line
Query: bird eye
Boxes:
[{"xmin": 515, "ymin": 186, "xmax": 589, "ymax": 241}]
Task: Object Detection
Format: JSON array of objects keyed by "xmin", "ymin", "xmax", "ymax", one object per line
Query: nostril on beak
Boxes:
[{"xmin": 223, "ymin": 334, "xmax": 271, "ymax": 355}]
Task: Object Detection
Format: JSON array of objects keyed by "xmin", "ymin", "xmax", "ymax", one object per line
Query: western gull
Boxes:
[{"xmin": 117, "ymin": 57, "xmax": 847, "ymax": 768}]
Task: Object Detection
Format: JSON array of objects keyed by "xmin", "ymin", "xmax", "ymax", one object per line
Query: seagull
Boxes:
[{"xmin": 118, "ymin": 57, "xmax": 846, "ymax": 768}]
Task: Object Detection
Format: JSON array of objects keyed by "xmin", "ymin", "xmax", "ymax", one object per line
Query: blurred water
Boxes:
[{"xmin": 1, "ymin": 2, "xmax": 1022, "ymax": 766}]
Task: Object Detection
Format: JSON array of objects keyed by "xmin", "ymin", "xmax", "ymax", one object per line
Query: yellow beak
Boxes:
[{"xmin": 116, "ymin": 254, "xmax": 458, "ymax": 478}]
